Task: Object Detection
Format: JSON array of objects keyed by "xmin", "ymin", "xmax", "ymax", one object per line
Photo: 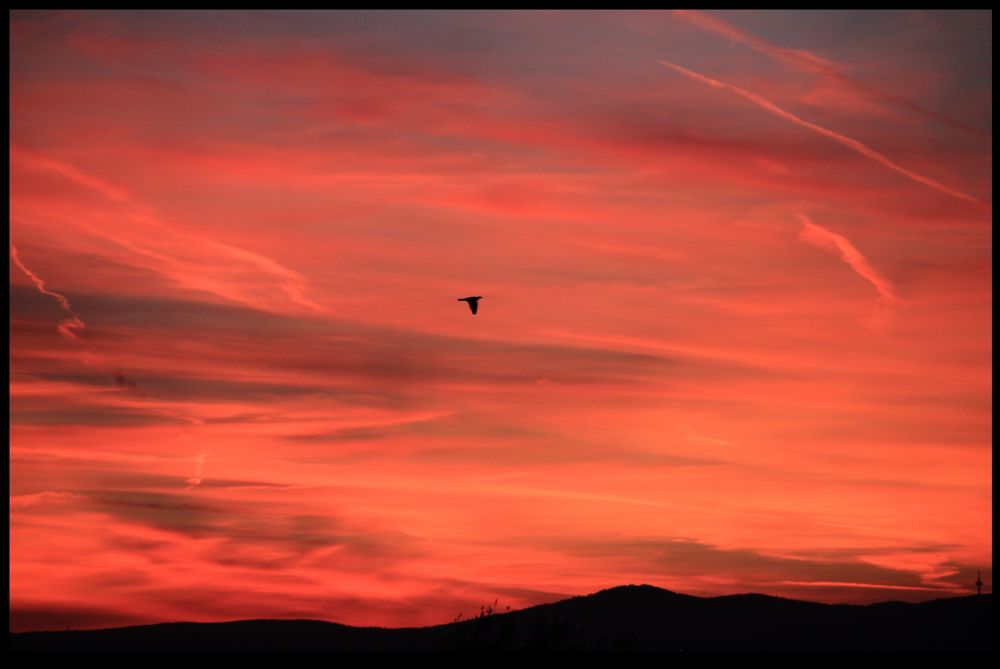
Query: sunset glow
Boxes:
[{"xmin": 10, "ymin": 10, "xmax": 991, "ymax": 632}]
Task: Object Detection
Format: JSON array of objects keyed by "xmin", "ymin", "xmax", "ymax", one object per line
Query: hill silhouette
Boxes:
[{"xmin": 9, "ymin": 585, "xmax": 992, "ymax": 651}]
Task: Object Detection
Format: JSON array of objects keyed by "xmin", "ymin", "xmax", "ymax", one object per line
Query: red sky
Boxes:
[{"xmin": 9, "ymin": 10, "xmax": 991, "ymax": 632}]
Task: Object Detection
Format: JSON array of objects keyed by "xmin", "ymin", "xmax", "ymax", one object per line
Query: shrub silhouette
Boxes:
[
  {"xmin": 448, "ymin": 600, "xmax": 514, "ymax": 650},
  {"xmin": 445, "ymin": 599, "xmax": 595, "ymax": 650}
]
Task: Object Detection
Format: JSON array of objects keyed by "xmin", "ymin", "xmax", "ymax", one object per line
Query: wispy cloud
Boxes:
[
  {"xmin": 10, "ymin": 491, "xmax": 80, "ymax": 509},
  {"xmin": 797, "ymin": 213, "xmax": 897, "ymax": 331},
  {"xmin": 10, "ymin": 147, "xmax": 325, "ymax": 315},
  {"xmin": 186, "ymin": 452, "xmax": 210, "ymax": 489},
  {"xmin": 777, "ymin": 580, "xmax": 960, "ymax": 592},
  {"xmin": 10, "ymin": 241, "xmax": 86, "ymax": 340},
  {"xmin": 657, "ymin": 59, "xmax": 983, "ymax": 204},
  {"xmin": 797, "ymin": 214, "xmax": 896, "ymax": 304},
  {"xmin": 674, "ymin": 10, "xmax": 841, "ymax": 74},
  {"xmin": 11, "ymin": 145, "xmax": 131, "ymax": 202},
  {"xmin": 673, "ymin": 10, "xmax": 991, "ymax": 138}
]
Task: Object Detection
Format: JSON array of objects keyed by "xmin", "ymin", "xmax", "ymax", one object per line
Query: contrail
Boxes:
[
  {"xmin": 10, "ymin": 241, "xmax": 86, "ymax": 340},
  {"xmin": 674, "ymin": 10, "xmax": 841, "ymax": 74},
  {"xmin": 797, "ymin": 213, "xmax": 896, "ymax": 332},
  {"xmin": 657, "ymin": 59, "xmax": 982, "ymax": 204},
  {"xmin": 796, "ymin": 213, "xmax": 896, "ymax": 304},
  {"xmin": 672, "ymin": 10, "xmax": 991, "ymax": 139}
]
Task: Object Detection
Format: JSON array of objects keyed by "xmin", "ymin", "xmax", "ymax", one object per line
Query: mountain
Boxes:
[{"xmin": 9, "ymin": 585, "xmax": 992, "ymax": 651}]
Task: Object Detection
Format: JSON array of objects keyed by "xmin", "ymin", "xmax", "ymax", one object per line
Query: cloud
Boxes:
[
  {"xmin": 674, "ymin": 10, "xmax": 841, "ymax": 74},
  {"xmin": 185, "ymin": 452, "xmax": 209, "ymax": 489},
  {"xmin": 657, "ymin": 59, "xmax": 982, "ymax": 204},
  {"xmin": 796, "ymin": 213, "xmax": 896, "ymax": 304},
  {"xmin": 776, "ymin": 580, "xmax": 951, "ymax": 592},
  {"xmin": 10, "ymin": 491, "xmax": 80, "ymax": 509},
  {"xmin": 796, "ymin": 212, "xmax": 897, "ymax": 333},
  {"xmin": 672, "ymin": 10, "xmax": 991, "ymax": 138},
  {"xmin": 70, "ymin": 490, "xmax": 417, "ymax": 562},
  {"xmin": 10, "ymin": 241, "xmax": 86, "ymax": 340},
  {"xmin": 10, "ymin": 146, "xmax": 325, "ymax": 315},
  {"xmin": 553, "ymin": 536, "xmax": 968, "ymax": 602},
  {"xmin": 11, "ymin": 144, "xmax": 131, "ymax": 202},
  {"xmin": 11, "ymin": 406, "xmax": 190, "ymax": 427}
]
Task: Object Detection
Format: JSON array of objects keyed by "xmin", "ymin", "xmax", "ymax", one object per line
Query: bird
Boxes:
[{"xmin": 457, "ymin": 296, "xmax": 482, "ymax": 315}]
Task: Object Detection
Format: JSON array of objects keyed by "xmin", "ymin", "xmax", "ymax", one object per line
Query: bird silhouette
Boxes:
[{"xmin": 457, "ymin": 296, "xmax": 482, "ymax": 315}]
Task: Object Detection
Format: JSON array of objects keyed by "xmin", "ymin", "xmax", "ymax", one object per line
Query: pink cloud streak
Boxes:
[
  {"xmin": 672, "ymin": 10, "xmax": 991, "ymax": 138},
  {"xmin": 11, "ymin": 147, "xmax": 325, "ymax": 315},
  {"xmin": 657, "ymin": 59, "xmax": 983, "ymax": 204},
  {"xmin": 797, "ymin": 213, "xmax": 897, "ymax": 304}
]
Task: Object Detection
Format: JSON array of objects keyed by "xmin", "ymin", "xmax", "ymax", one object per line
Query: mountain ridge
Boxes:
[{"xmin": 10, "ymin": 584, "xmax": 992, "ymax": 651}]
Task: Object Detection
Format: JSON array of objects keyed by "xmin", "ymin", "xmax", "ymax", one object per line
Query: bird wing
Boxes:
[{"xmin": 469, "ymin": 300, "xmax": 478, "ymax": 315}]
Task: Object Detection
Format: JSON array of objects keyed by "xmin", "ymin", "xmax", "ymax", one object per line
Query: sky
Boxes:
[{"xmin": 9, "ymin": 10, "xmax": 992, "ymax": 632}]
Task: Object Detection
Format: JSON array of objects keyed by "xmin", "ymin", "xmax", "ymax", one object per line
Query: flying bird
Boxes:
[{"xmin": 458, "ymin": 296, "xmax": 482, "ymax": 315}]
